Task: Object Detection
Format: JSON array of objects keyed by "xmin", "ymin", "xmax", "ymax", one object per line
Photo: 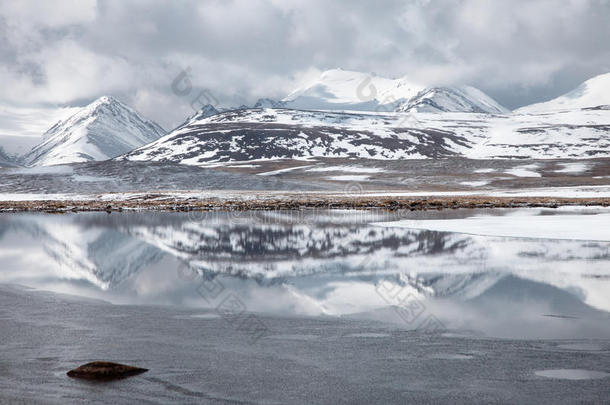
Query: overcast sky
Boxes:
[{"xmin": 1, "ymin": 0, "xmax": 609, "ymax": 129}]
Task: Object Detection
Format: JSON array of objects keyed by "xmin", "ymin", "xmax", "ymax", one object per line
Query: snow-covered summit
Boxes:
[
  {"xmin": 23, "ymin": 96, "xmax": 166, "ymax": 167},
  {"xmin": 517, "ymin": 72, "xmax": 610, "ymax": 113},
  {"xmin": 280, "ymin": 68, "xmax": 507, "ymax": 114},
  {"xmin": 282, "ymin": 68, "xmax": 425, "ymax": 111}
]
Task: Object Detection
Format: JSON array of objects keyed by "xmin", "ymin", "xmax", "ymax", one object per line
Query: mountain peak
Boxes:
[
  {"xmin": 23, "ymin": 97, "xmax": 166, "ymax": 166},
  {"xmin": 84, "ymin": 95, "xmax": 134, "ymax": 115},
  {"xmin": 85, "ymin": 95, "xmax": 123, "ymax": 110},
  {"xmin": 94, "ymin": 95, "xmax": 118, "ymax": 104}
]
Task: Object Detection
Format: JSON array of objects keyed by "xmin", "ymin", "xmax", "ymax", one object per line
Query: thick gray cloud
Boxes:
[{"xmin": 1, "ymin": 0, "xmax": 609, "ymax": 128}]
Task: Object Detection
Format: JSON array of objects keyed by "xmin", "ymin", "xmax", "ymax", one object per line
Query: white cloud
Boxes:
[
  {"xmin": 0, "ymin": 0, "xmax": 96, "ymax": 27},
  {"xmin": 0, "ymin": 0, "xmax": 608, "ymax": 130}
]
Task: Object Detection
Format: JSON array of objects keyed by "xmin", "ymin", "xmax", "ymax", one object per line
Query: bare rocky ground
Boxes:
[
  {"xmin": 220, "ymin": 156, "xmax": 610, "ymax": 191},
  {"xmin": 1, "ymin": 158, "xmax": 609, "ymax": 212}
]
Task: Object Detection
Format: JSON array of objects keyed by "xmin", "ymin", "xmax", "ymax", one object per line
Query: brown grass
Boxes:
[{"xmin": 1, "ymin": 195, "xmax": 609, "ymax": 213}]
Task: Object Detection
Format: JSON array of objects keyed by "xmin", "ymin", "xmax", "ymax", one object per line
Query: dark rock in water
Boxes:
[{"xmin": 67, "ymin": 361, "xmax": 148, "ymax": 381}]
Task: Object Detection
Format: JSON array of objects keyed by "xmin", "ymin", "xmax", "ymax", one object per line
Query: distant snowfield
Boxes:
[
  {"xmin": 555, "ymin": 162, "xmax": 592, "ymax": 174},
  {"xmin": 373, "ymin": 210, "xmax": 610, "ymax": 241},
  {"xmin": 505, "ymin": 164, "xmax": 541, "ymax": 177},
  {"xmin": 459, "ymin": 180, "xmax": 489, "ymax": 187}
]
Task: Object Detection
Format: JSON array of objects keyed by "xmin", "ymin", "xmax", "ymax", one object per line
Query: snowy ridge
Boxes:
[
  {"xmin": 23, "ymin": 96, "xmax": 166, "ymax": 167},
  {"xmin": 517, "ymin": 73, "xmax": 610, "ymax": 113}
]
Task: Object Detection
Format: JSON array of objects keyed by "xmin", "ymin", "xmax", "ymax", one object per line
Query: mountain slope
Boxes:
[
  {"xmin": 518, "ymin": 72, "xmax": 610, "ymax": 113},
  {"xmin": 120, "ymin": 106, "xmax": 610, "ymax": 163},
  {"xmin": 120, "ymin": 108, "xmax": 472, "ymax": 164},
  {"xmin": 23, "ymin": 96, "xmax": 166, "ymax": 167}
]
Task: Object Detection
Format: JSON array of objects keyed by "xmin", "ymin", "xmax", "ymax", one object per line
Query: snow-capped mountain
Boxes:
[
  {"xmin": 22, "ymin": 96, "xmax": 166, "ymax": 167},
  {"xmin": 282, "ymin": 69, "xmax": 425, "ymax": 111},
  {"xmin": 121, "ymin": 108, "xmax": 470, "ymax": 163},
  {"xmin": 3, "ymin": 212, "xmax": 608, "ymax": 318},
  {"xmin": 120, "ymin": 104, "xmax": 610, "ymax": 164},
  {"xmin": 397, "ymin": 86, "xmax": 509, "ymax": 114},
  {"xmin": 3, "ymin": 215, "xmax": 165, "ymax": 289},
  {"xmin": 75, "ymin": 214, "xmax": 610, "ymax": 314},
  {"xmin": 517, "ymin": 72, "xmax": 610, "ymax": 113},
  {"xmin": 177, "ymin": 69, "xmax": 507, "ymax": 118},
  {"xmin": 280, "ymin": 68, "xmax": 508, "ymax": 114}
]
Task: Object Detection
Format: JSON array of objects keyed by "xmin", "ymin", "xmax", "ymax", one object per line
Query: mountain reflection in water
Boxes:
[{"xmin": 1, "ymin": 209, "xmax": 609, "ymax": 339}]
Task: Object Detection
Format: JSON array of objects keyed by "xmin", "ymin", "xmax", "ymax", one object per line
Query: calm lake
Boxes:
[{"xmin": 1, "ymin": 208, "xmax": 609, "ymax": 403}]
